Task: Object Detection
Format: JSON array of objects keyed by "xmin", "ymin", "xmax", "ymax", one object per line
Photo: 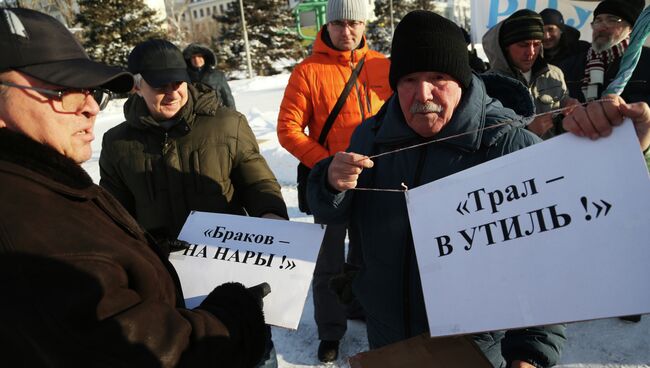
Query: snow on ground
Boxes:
[{"xmin": 83, "ymin": 74, "xmax": 649, "ymax": 368}]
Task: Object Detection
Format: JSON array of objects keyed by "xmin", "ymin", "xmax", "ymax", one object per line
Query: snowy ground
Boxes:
[{"xmin": 83, "ymin": 73, "xmax": 649, "ymax": 367}]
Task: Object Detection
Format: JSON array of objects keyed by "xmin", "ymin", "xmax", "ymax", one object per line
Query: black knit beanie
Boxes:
[
  {"xmin": 499, "ymin": 9, "xmax": 544, "ymax": 48},
  {"xmin": 389, "ymin": 10, "xmax": 471, "ymax": 90},
  {"xmin": 540, "ymin": 8, "xmax": 565, "ymax": 30},
  {"xmin": 594, "ymin": 0, "xmax": 644, "ymax": 26}
]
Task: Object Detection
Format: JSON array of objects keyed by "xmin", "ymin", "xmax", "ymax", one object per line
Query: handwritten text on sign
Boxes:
[
  {"xmin": 406, "ymin": 121, "xmax": 650, "ymax": 337},
  {"xmin": 170, "ymin": 212, "xmax": 325, "ymax": 329}
]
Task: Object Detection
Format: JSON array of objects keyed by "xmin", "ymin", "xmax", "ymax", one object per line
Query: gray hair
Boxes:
[{"xmin": 133, "ymin": 73, "xmax": 143, "ymax": 89}]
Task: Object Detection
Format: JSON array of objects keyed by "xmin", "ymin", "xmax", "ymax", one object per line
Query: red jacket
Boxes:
[{"xmin": 277, "ymin": 29, "xmax": 392, "ymax": 168}]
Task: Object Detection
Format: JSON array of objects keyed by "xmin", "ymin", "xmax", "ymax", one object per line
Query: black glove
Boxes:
[
  {"xmin": 328, "ymin": 263, "xmax": 360, "ymax": 305},
  {"xmin": 247, "ymin": 282, "xmax": 271, "ymax": 309},
  {"xmin": 198, "ymin": 282, "xmax": 267, "ymax": 367},
  {"xmin": 158, "ymin": 238, "xmax": 190, "ymax": 256}
]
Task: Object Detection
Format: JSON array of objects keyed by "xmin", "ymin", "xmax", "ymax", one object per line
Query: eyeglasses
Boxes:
[
  {"xmin": 591, "ymin": 15, "xmax": 624, "ymax": 27},
  {"xmin": 329, "ymin": 20, "xmax": 364, "ymax": 30},
  {"xmin": 0, "ymin": 81, "xmax": 112, "ymax": 111}
]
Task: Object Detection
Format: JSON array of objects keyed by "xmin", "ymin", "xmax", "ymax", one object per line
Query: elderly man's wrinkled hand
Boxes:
[
  {"xmin": 563, "ymin": 95, "xmax": 650, "ymax": 152},
  {"xmin": 327, "ymin": 152, "xmax": 374, "ymax": 192},
  {"xmin": 562, "ymin": 94, "xmax": 625, "ymax": 140},
  {"xmin": 619, "ymin": 101, "xmax": 650, "ymax": 152}
]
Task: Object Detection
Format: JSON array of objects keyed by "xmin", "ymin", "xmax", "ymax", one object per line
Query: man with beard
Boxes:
[{"xmin": 560, "ymin": 0, "xmax": 649, "ymax": 104}]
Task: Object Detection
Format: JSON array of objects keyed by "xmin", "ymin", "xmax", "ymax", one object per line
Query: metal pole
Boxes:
[
  {"xmin": 389, "ymin": 0, "xmax": 394, "ymax": 38},
  {"xmin": 238, "ymin": 0, "xmax": 253, "ymax": 79}
]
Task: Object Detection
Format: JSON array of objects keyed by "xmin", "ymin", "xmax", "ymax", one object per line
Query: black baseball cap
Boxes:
[
  {"xmin": 0, "ymin": 8, "xmax": 133, "ymax": 93},
  {"xmin": 127, "ymin": 39, "xmax": 191, "ymax": 88}
]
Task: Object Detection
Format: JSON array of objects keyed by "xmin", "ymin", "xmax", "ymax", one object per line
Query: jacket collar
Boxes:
[
  {"xmin": 374, "ymin": 75, "xmax": 486, "ymax": 152},
  {"xmin": 313, "ymin": 26, "xmax": 369, "ymax": 65},
  {"xmin": 0, "ymin": 128, "xmax": 97, "ymax": 194}
]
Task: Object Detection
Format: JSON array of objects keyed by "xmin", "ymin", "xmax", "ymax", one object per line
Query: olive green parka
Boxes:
[{"xmin": 100, "ymin": 84, "xmax": 287, "ymax": 239}]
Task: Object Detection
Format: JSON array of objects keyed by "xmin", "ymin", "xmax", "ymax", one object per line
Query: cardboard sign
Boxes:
[
  {"xmin": 406, "ymin": 121, "xmax": 650, "ymax": 337},
  {"xmin": 170, "ymin": 212, "xmax": 325, "ymax": 329},
  {"xmin": 470, "ymin": 0, "xmax": 598, "ymax": 44},
  {"xmin": 349, "ymin": 334, "xmax": 492, "ymax": 368}
]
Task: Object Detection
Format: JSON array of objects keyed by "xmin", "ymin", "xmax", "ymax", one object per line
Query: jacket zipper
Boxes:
[
  {"xmin": 162, "ymin": 131, "xmax": 170, "ymax": 153},
  {"xmin": 365, "ymin": 81, "xmax": 372, "ymax": 113}
]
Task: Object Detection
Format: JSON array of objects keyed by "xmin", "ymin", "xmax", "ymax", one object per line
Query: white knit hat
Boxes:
[{"xmin": 326, "ymin": 0, "xmax": 368, "ymax": 23}]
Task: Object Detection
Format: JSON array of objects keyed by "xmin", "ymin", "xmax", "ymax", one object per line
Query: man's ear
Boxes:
[{"xmin": 133, "ymin": 85, "xmax": 143, "ymax": 97}]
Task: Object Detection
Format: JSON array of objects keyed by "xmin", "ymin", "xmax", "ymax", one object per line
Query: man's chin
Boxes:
[{"xmin": 592, "ymin": 36, "xmax": 615, "ymax": 52}]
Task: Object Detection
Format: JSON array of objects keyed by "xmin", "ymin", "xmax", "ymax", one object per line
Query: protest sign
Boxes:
[
  {"xmin": 169, "ymin": 212, "xmax": 325, "ymax": 329},
  {"xmin": 406, "ymin": 120, "xmax": 650, "ymax": 337},
  {"xmin": 470, "ymin": 0, "xmax": 598, "ymax": 44}
]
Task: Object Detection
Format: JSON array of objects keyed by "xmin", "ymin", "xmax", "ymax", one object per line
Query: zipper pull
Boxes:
[{"xmin": 162, "ymin": 132, "xmax": 170, "ymax": 151}]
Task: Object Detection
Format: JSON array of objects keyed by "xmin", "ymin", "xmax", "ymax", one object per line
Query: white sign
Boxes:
[
  {"xmin": 470, "ymin": 0, "xmax": 599, "ymax": 44},
  {"xmin": 406, "ymin": 121, "xmax": 650, "ymax": 337},
  {"xmin": 170, "ymin": 212, "xmax": 325, "ymax": 329}
]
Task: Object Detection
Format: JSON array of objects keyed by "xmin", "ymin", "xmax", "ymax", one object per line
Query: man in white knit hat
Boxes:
[{"xmin": 277, "ymin": 0, "xmax": 391, "ymax": 362}]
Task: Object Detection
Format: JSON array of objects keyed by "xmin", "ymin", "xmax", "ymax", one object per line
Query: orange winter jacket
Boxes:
[{"xmin": 277, "ymin": 29, "xmax": 392, "ymax": 168}]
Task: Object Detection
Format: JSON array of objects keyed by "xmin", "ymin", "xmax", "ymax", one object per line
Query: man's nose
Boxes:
[
  {"xmin": 80, "ymin": 92, "xmax": 100, "ymax": 117},
  {"xmin": 415, "ymin": 81, "xmax": 433, "ymax": 102},
  {"xmin": 526, "ymin": 45, "xmax": 536, "ymax": 55}
]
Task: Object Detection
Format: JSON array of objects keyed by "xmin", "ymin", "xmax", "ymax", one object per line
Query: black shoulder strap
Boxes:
[{"xmin": 317, "ymin": 55, "xmax": 366, "ymax": 146}]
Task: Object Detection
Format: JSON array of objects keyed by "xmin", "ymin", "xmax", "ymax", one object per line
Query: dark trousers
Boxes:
[{"xmin": 312, "ymin": 222, "xmax": 363, "ymax": 341}]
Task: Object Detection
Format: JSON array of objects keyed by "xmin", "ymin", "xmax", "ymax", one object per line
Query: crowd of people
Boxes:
[{"xmin": 0, "ymin": 0, "xmax": 649, "ymax": 367}]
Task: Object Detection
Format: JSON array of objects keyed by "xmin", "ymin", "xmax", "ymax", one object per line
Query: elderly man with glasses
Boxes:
[
  {"xmin": 277, "ymin": 0, "xmax": 391, "ymax": 362},
  {"xmin": 560, "ymin": 0, "xmax": 650, "ymax": 105},
  {"xmin": 0, "ymin": 8, "xmax": 274, "ymax": 367}
]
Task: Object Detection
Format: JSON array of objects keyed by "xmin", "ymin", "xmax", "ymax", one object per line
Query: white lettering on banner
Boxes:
[
  {"xmin": 405, "ymin": 121, "xmax": 650, "ymax": 338},
  {"xmin": 470, "ymin": 0, "xmax": 598, "ymax": 44},
  {"xmin": 169, "ymin": 212, "xmax": 325, "ymax": 330}
]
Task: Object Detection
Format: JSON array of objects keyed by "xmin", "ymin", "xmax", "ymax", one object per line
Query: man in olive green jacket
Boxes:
[{"xmin": 100, "ymin": 39, "xmax": 288, "ymax": 242}]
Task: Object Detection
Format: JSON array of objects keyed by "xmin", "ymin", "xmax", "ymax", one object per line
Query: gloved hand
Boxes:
[
  {"xmin": 328, "ymin": 263, "xmax": 360, "ymax": 305},
  {"xmin": 158, "ymin": 238, "xmax": 190, "ymax": 256},
  {"xmin": 247, "ymin": 282, "xmax": 271, "ymax": 309},
  {"xmin": 198, "ymin": 282, "xmax": 267, "ymax": 367}
]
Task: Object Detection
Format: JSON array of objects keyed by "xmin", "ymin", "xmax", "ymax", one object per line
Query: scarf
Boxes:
[{"xmin": 582, "ymin": 38, "xmax": 629, "ymax": 100}]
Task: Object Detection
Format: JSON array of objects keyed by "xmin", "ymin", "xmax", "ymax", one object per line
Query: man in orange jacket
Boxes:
[{"xmin": 277, "ymin": 0, "xmax": 391, "ymax": 362}]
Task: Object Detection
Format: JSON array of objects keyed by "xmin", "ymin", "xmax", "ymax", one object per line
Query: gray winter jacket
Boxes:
[
  {"xmin": 483, "ymin": 21, "xmax": 569, "ymax": 139},
  {"xmin": 307, "ymin": 74, "xmax": 566, "ymax": 367}
]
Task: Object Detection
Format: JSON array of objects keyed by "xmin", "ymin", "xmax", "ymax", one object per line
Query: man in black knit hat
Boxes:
[
  {"xmin": 483, "ymin": 9, "xmax": 577, "ymax": 140},
  {"xmin": 306, "ymin": 9, "xmax": 650, "ymax": 367},
  {"xmin": 560, "ymin": 0, "xmax": 650, "ymax": 105},
  {"xmin": 540, "ymin": 8, "xmax": 590, "ymax": 67}
]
